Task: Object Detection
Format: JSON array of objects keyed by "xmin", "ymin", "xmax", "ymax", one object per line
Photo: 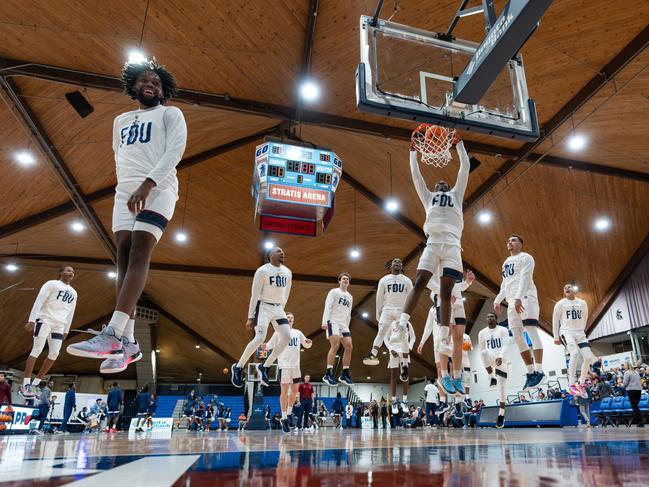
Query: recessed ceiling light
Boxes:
[
  {"xmin": 128, "ymin": 50, "xmax": 147, "ymax": 64},
  {"xmin": 5, "ymin": 263, "xmax": 18, "ymax": 272},
  {"xmin": 107, "ymin": 271, "xmax": 117, "ymax": 279},
  {"xmin": 477, "ymin": 210, "xmax": 492, "ymax": 224},
  {"xmin": 15, "ymin": 151, "xmax": 36, "ymax": 166},
  {"xmin": 195, "ymin": 344, "xmax": 201, "ymax": 349},
  {"xmin": 567, "ymin": 134, "xmax": 587, "ymax": 151},
  {"xmin": 573, "ymin": 285, "xmax": 579, "ymax": 292},
  {"xmin": 70, "ymin": 221, "xmax": 85, "ymax": 232},
  {"xmin": 264, "ymin": 240, "xmax": 275, "ymax": 250},
  {"xmin": 299, "ymin": 80, "xmax": 320, "ymax": 102},
  {"xmin": 349, "ymin": 248, "xmax": 361, "ymax": 260},
  {"xmin": 175, "ymin": 231, "xmax": 188, "ymax": 243},
  {"xmin": 594, "ymin": 217, "xmax": 611, "ymax": 232},
  {"xmin": 361, "ymin": 312, "xmax": 369, "ymax": 319},
  {"xmin": 385, "ymin": 199, "xmax": 399, "ymax": 213},
  {"xmin": 366, "ymin": 376, "xmax": 371, "ymax": 380}
]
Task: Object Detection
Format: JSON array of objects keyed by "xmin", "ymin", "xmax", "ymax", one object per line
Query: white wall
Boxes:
[{"xmin": 466, "ymin": 301, "xmax": 569, "ymax": 405}]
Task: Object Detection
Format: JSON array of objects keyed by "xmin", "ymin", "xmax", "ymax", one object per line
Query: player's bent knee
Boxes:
[
  {"xmin": 30, "ymin": 337, "xmax": 47, "ymax": 358},
  {"xmin": 524, "ymin": 326, "xmax": 543, "ymax": 349},
  {"xmin": 47, "ymin": 351, "xmax": 60, "ymax": 360}
]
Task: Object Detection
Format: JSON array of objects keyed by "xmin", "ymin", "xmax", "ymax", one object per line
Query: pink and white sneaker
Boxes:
[
  {"xmin": 67, "ymin": 328, "xmax": 123, "ymax": 359},
  {"xmin": 100, "ymin": 338, "xmax": 142, "ymax": 373},
  {"xmin": 578, "ymin": 383, "xmax": 589, "ymax": 398}
]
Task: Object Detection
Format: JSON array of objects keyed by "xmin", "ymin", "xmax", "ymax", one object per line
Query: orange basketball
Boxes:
[
  {"xmin": 425, "ymin": 125, "xmax": 447, "ymax": 141},
  {"xmin": 462, "ymin": 341, "xmax": 472, "ymax": 351},
  {"xmin": 223, "ymin": 368, "xmax": 229, "ymax": 374}
]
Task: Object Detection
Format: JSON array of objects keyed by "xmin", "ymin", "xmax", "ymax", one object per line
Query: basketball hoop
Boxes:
[{"xmin": 410, "ymin": 124, "xmax": 457, "ymax": 168}]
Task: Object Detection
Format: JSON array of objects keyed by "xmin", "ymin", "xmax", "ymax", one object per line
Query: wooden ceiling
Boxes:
[{"xmin": 0, "ymin": 0, "xmax": 648, "ymax": 383}]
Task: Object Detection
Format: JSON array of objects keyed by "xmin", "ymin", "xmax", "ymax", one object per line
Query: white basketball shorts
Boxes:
[
  {"xmin": 417, "ymin": 242, "xmax": 463, "ymax": 281},
  {"xmin": 378, "ymin": 307, "xmax": 402, "ymax": 327},
  {"xmin": 506, "ymin": 294, "xmax": 540, "ymax": 329},
  {"xmin": 388, "ymin": 354, "xmax": 409, "ymax": 369},
  {"xmin": 253, "ymin": 302, "xmax": 289, "ymax": 331},
  {"xmin": 112, "ymin": 181, "xmax": 178, "ymax": 242},
  {"xmin": 560, "ymin": 329, "xmax": 589, "ymax": 354},
  {"xmin": 326, "ymin": 321, "xmax": 351, "ymax": 339},
  {"xmin": 280, "ymin": 367, "xmax": 302, "ymax": 384}
]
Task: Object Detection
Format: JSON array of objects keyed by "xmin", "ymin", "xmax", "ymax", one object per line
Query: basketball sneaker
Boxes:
[
  {"xmin": 495, "ymin": 415, "xmax": 505, "ymax": 429},
  {"xmin": 281, "ymin": 418, "xmax": 290, "ymax": 433},
  {"xmin": 323, "ymin": 372, "xmax": 338, "ymax": 386},
  {"xmin": 256, "ymin": 363, "xmax": 270, "ymax": 387},
  {"xmin": 20, "ymin": 384, "xmax": 35, "ymax": 398},
  {"xmin": 568, "ymin": 383, "xmax": 581, "ymax": 397},
  {"xmin": 452, "ymin": 378, "xmax": 465, "ymax": 395},
  {"xmin": 522, "ymin": 373, "xmax": 534, "ymax": 389},
  {"xmin": 528, "ymin": 371, "xmax": 545, "ymax": 388},
  {"xmin": 339, "ymin": 370, "xmax": 354, "ymax": 386},
  {"xmin": 399, "ymin": 364, "xmax": 409, "ymax": 382},
  {"xmin": 363, "ymin": 352, "xmax": 380, "ymax": 366},
  {"xmin": 231, "ymin": 364, "xmax": 244, "ymax": 388},
  {"xmin": 99, "ymin": 338, "xmax": 142, "ymax": 374},
  {"xmin": 440, "ymin": 376, "xmax": 456, "ymax": 395},
  {"xmin": 67, "ymin": 327, "xmax": 123, "ymax": 359}
]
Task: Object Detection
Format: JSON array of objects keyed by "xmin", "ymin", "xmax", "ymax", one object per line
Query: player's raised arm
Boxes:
[
  {"xmin": 146, "ymin": 107, "xmax": 188, "ymax": 186},
  {"xmin": 453, "ymin": 140, "xmax": 470, "ymax": 201},
  {"xmin": 409, "ymin": 150, "xmax": 433, "ymax": 208}
]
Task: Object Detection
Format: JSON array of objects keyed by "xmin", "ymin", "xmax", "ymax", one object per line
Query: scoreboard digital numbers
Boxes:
[{"xmin": 252, "ymin": 139, "xmax": 343, "ymax": 236}]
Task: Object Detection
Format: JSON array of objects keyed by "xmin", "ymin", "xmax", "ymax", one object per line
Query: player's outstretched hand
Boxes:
[
  {"xmin": 245, "ymin": 319, "xmax": 253, "ymax": 331},
  {"xmin": 24, "ymin": 321, "xmax": 34, "ymax": 334},
  {"xmin": 128, "ymin": 179, "xmax": 156, "ymax": 214},
  {"xmin": 554, "ymin": 339, "xmax": 562, "ymax": 346},
  {"xmin": 514, "ymin": 299, "xmax": 525, "ymax": 314},
  {"xmin": 465, "ymin": 269, "xmax": 475, "ymax": 285},
  {"xmin": 495, "ymin": 358, "xmax": 502, "ymax": 367},
  {"xmin": 417, "ymin": 344, "xmax": 423, "ymax": 355},
  {"xmin": 321, "ymin": 322, "xmax": 328, "ymax": 330},
  {"xmin": 494, "ymin": 302, "xmax": 502, "ymax": 314}
]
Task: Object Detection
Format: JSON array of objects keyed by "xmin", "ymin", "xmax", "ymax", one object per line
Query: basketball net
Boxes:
[{"xmin": 410, "ymin": 124, "xmax": 457, "ymax": 168}]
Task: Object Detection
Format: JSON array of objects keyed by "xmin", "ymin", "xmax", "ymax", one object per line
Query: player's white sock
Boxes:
[
  {"xmin": 441, "ymin": 371, "xmax": 450, "ymax": 378},
  {"xmin": 453, "ymin": 369, "xmax": 461, "ymax": 379},
  {"xmin": 391, "ymin": 396, "xmax": 396, "ymax": 403},
  {"xmin": 287, "ymin": 406, "xmax": 293, "ymax": 416},
  {"xmin": 124, "ymin": 318, "xmax": 135, "ymax": 343},
  {"xmin": 402, "ymin": 395, "xmax": 407, "ymax": 402},
  {"xmin": 371, "ymin": 347, "xmax": 379, "ymax": 356},
  {"xmin": 23, "ymin": 378, "xmax": 30, "ymax": 387},
  {"xmin": 343, "ymin": 366, "xmax": 349, "ymax": 370},
  {"xmin": 398, "ymin": 313, "xmax": 410, "ymax": 329},
  {"xmin": 106, "ymin": 310, "xmax": 130, "ymax": 338},
  {"xmin": 534, "ymin": 363, "xmax": 543, "ymax": 372},
  {"xmin": 526, "ymin": 364, "xmax": 534, "ymax": 373},
  {"xmin": 281, "ymin": 411, "xmax": 287, "ymax": 420},
  {"xmin": 32, "ymin": 378, "xmax": 41, "ymax": 387}
]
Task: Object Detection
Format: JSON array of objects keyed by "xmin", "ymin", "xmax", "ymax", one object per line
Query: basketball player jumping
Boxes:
[
  {"xmin": 364, "ymin": 258, "xmax": 412, "ymax": 366},
  {"xmin": 552, "ymin": 284, "xmax": 596, "ymax": 398},
  {"xmin": 494, "ymin": 235, "xmax": 544, "ymax": 388},
  {"xmin": 68, "ymin": 59, "xmax": 187, "ymax": 373},
  {"xmin": 21, "ymin": 266, "xmax": 77, "ymax": 398},
  {"xmin": 263, "ymin": 312, "xmax": 312, "ymax": 432},
  {"xmin": 396, "ymin": 138, "xmax": 470, "ymax": 395},
  {"xmin": 322, "ymin": 273, "xmax": 354, "ymax": 386},
  {"xmin": 231, "ymin": 247, "xmax": 292, "ymax": 388},
  {"xmin": 478, "ymin": 313, "xmax": 510, "ymax": 428}
]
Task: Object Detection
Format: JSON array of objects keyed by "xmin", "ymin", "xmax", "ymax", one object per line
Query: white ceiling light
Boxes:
[
  {"xmin": 573, "ymin": 285, "xmax": 579, "ymax": 292},
  {"xmin": 128, "ymin": 50, "xmax": 147, "ymax": 64},
  {"xmin": 299, "ymin": 80, "xmax": 320, "ymax": 102},
  {"xmin": 5, "ymin": 263, "xmax": 18, "ymax": 272},
  {"xmin": 15, "ymin": 151, "xmax": 36, "ymax": 166},
  {"xmin": 594, "ymin": 217, "xmax": 611, "ymax": 232},
  {"xmin": 385, "ymin": 199, "xmax": 399, "ymax": 213},
  {"xmin": 366, "ymin": 376, "xmax": 371, "ymax": 380},
  {"xmin": 175, "ymin": 231, "xmax": 188, "ymax": 243},
  {"xmin": 567, "ymin": 134, "xmax": 587, "ymax": 151},
  {"xmin": 477, "ymin": 210, "xmax": 492, "ymax": 224},
  {"xmin": 361, "ymin": 312, "xmax": 369, "ymax": 319},
  {"xmin": 349, "ymin": 248, "xmax": 361, "ymax": 260},
  {"xmin": 70, "ymin": 221, "xmax": 85, "ymax": 233},
  {"xmin": 263, "ymin": 240, "xmax": 275, "ymax": 250},
  {"xmin": 107, "ymin": 271, "xmax": 117, "ymax": 279}
]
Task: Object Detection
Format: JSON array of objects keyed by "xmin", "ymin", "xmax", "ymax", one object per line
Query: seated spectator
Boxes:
[
  {"xmin": 238, "ymin": 413, "xmax": 247, "ymax": 431},
  {"xmin": 463, "ymin": 401, "xmax": 480, "ymax": 428},
  {"xmin": 317, "ymin": 404, "xmax": 328, "ymax": 427},
  {"xmin": 271, "ymin": 412, "xmax": 281, "ymax": 430},
  {"xmin": 451, "ymin": 401, "xmax": 469, "ymax": 428},
  {"xmin": 597, "ymin": 378, "xmax": 613, "ymax": 400},
  {"xmin": 612, "ymin": 377, "xmax": 626, "ymax": 397},
  {"xmin": 537, "ymin": 391, "xmax": 546, "ymax": 401},
  {"xmin": 77, "ymin": 407, "xmax": 88, "ymax": 423}
]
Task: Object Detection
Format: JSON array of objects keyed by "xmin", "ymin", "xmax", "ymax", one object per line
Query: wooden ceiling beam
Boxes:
[
  {"xmin": 586, "ymin": 231, "xmax": 649, "ymax": 335},
  {"xmin": 0, "ymin": 126, "xmax": 281, "ymax": 240},
  {"xmin": 464, "ymin": 24, "xmax": 649, "ymax": 212},
  {"xmin": 0, "ymin": 76, "xmax": 116, "ymax": 258},
  {"xmin": 4, "ymin": 58, "xmax": 647, "ymax": 183},
  {"xmin": 6, "ymin": 253, "xmax": 378, "ymax": 287}
]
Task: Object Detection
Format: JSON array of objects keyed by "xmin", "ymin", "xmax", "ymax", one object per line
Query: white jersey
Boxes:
[
  {"xmin": 409, "ymin": 141, "xmax": 469, "ymax": 246},
  {"xmin": 376, "ymin": 273, "xmax": 413, "ymax": 316},
  {"xmin": 478, "ymin": 326, "xmax": 510, "ymax": 359},
  {"xmin": 322, "ymin": 288, "xmax": 353, "ymax": 326},
  {"xmin": 494, "ymin": 252, "xmax": 537, "ymax": 303},
  {"xmin": 248, "ymin": 263, "xmax": 292, "ymax": 319},
  {"xmin": 28, "ymin": 280, "xmax": 77, "ymax": 330},
  {"xmin": 552, "ymin": 297, "xmax": 588, "ymax": 338},
  {"xmin": 112, "ymin": 104, "xmax": 187, "ymax": 193},
  {"xmin": 267, "ymin": 328, "xmax": 308, "ymax": 368},
  {"xmin": 424, "ymin": 383, "xmax": 440, "ymax": 403}
]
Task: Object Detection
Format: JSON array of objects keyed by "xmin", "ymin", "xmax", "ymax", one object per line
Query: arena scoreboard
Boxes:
[{"xmin": 252, "ymin": 138, "xmax": 342, "ymax": 236}]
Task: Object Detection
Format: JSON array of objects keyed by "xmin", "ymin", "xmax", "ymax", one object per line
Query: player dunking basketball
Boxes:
[
  {"xmin": 553, "ymin": 284, "xmax": 596, "ymax": 398},
  {"xmin": 263, "ymin": 312, "xmax": 312, "ymax": 433},
  {"xmin": 322, "ymin": 273, "xmax": 354, "ymax": 386},
  {"xmin": 478, "ymin": 313, "xmax": 510, "ymax": 428},
  {"xmin": 494, "ymin": 234, "xmax": 545, "ymax": 389},
  {"xmin": 396, "ymin": 137, "xmax": 470, "ymax": 395},
  {"xmin": 364, "ymin": 258, "xmax": 412, "ymax": 366},
  {"xmin": 68, "ymin": 59, "xmax": 187, "ymax": 372},
  {"xmin": 231, "ymin": 247, "xmax": 292, "ymax": 388},
  {"xmin": 21, "ymin": 266, "xmax": 77, "ymax": 398}
]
